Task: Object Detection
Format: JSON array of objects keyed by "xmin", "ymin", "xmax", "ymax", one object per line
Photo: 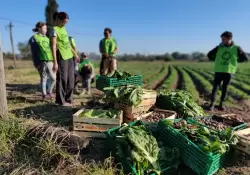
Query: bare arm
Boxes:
[
  {"xmin": 113, "ymin": 46, "xmax": 118, "ymax": 54},
  {"xmin": 52, "ymin": 37, "xmax": 57, "ymax": 63}
]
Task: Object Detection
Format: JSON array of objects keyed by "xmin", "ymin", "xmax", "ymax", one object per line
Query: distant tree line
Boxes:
[{"xmin": 3, "ymin": 41, "xmax": 250, "ymax": 62}]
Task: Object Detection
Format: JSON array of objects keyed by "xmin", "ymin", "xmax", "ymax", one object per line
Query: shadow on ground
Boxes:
[
  {"xmin": 7, "ymin": 83, "xmax": 40, "ymax": 94},
  {"xmin": 11, "ymin": 103, "xmax": 79, "ymax": 128}
]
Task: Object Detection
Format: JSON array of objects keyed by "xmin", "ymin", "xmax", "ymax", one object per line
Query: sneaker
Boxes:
[
  {"xmin": 218, "ymin": 102, "xmax": 225, "ymax": 111},
  {"xmin": 62, "ymin": 103, "xmax": 72, "ymax": 107},
  {"xmin": 86, "ymin": 90, "xmax": 91, "ymax": 95},
  {"xmin": 209, "ymin": 103, "xmax": 215, "ymax": 111},
  {"xmin": 47, "ymin": 93, "xmax": 55, "ymax": 98},
  {"xmin": 42, "ymin": 94, "xmax": 51, "ymax": 100}
]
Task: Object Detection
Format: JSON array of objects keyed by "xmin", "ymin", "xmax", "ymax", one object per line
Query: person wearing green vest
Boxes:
[
  {"xmin": 75, "ymin": 52, "xmax": 95, "ymax": 95},
  {"xmin": 51, "ymin": 12, "xmax": 77, "ymax": 106},
  {"xmin": 29, "ymin": 22, "xmax": 56, "ymax": 99},
  {"xmin": 99, "ymin": 28, "xmax": 118, "ymax": 75},
  {"xmin": 207, "ymin": 31, "xmax": 248, "ymax": 111}
]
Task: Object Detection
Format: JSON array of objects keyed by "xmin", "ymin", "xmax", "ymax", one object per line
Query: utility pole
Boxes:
[
  {"xmin": 7, "ymin": 22, "xmax": 16, "ymax": 68},
  {"xmin": 0, "ymin": 32, "xmax": 8, "ymax": 117}
]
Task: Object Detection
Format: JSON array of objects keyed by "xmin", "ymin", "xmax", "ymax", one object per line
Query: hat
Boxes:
[{"xmin": 81, "ymin": 52, "xmax": 87, "ymax": 57}]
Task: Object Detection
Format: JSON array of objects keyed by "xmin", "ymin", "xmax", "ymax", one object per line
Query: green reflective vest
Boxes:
[
  {"xmin": 54, "ymin": 26, "xmax": 73, "ymax": 60},
  {"xmin": 78, "ymin": 59, "xmax": 94, "ymax": 72},
  {"xmin": 33, "ymin": 34, "xmax": 53, "ymax": 61},
  {"xmin": 100, "ymin": 37, "xmax": 116, "ymax": 56},
  {"xmin": 69, "ymin": 37, "xmax": 76, "ymax": 48},
  {"xmin": 214, "ymin": 45, "xmax": 238, "ymax": 74}
]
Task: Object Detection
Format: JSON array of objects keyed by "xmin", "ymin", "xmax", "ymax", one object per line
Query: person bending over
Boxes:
[{"xmin": 76, "ymin": 53, "xmax": 95, "ymax": 95}]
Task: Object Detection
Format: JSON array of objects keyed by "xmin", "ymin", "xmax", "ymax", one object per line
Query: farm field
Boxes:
[{"xmin": 2, "ymin": 59, "xmax": 250, "ymax": 175}]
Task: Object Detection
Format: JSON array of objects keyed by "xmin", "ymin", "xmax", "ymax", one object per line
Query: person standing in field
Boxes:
[
  {"xmin": 99, "ymin": 28, "xmax": 118, "ymax": 75},
  {"xmin": 51, "ymin": 12, "xmax": 78, "ymax": 106},
  {"xmin": 207, "ymin": 31, "xmax": 248, "ymax": 111},
  {"xmin": 68, "ymin": 36, "xmax": 81, "ymax": 91},
  {"xmin": 29, "ymin": 22, "xmax": 56, "ymax": 99},
  {"xmin": 76, "ymin": 52, "xmax": 95, "ymax": 95}
]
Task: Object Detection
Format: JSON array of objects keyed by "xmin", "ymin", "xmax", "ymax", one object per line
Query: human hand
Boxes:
[
  {"xmin": 75, "ymin": 55, "xmax": 80, "ymax": 63},
  {"xmin": 53, "ymin": 62, "xmax": 58, "ymax": 72}
]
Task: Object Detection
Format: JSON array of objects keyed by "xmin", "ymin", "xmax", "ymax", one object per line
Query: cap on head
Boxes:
[
  {"xmin": 221, "ymin": 31, "xmax": 233, "ymax": 38},
  {"xmin": 81, "ymin": 52, "xmax": 87, "ymax": 58}
]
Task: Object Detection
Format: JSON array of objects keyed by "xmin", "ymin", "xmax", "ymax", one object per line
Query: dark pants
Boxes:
[
  {"xmin": 100, "ymin": 58, "xmax": 104, "ymax": 75},
  {"xmin": 56, "ymin": 51, "xmax": 74, "ymax": 105},
  {"xmin": 211, "ymin": 72, "xmax": 231, "ymax": 103}
]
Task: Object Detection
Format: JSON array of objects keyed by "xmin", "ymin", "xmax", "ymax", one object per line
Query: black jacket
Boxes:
[{"xmin": 207, "ymin": 42, "xmax": 248, "ymax": 62}]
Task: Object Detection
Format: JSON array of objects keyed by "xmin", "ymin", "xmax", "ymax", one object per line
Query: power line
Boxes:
[{"xmin": 0, "ymin": 16, "xmax": 101, "ymax": 37}]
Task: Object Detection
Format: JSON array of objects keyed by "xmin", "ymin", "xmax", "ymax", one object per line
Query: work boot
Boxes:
[
  {"xmin": 218, "ymin": 102, "xmax": 225, "ymax": 111},
  {"xmin": 209, "ymin": 102, "xmax": 215, "ymax": 111}
]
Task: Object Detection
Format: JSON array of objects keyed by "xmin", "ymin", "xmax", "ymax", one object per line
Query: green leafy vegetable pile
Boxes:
[
  {"xmin": 79, "ymin": 109, "xmax": 118, "ymax": 119},
  {"xmin": 107, "ymin": 70, "xmax": 132, "ymax": 79},
  {"xmin": 114, "ymin": 123, "xmax": 179, "ymax": 175},
  {"xmin": 102, "ymin": 85, "xmax": 145, "ymax": 106},
  {"xmin": 156, "ymin": 90, "xmax": 204, "ymax": 118},
  {"xmin": 162, "ymin": 119, "xmax": 238, "ymax": 155}
]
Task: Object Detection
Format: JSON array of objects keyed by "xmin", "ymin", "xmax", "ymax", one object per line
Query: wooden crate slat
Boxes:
[
  {"xmin": 73, "ymin": 123, "xmax": 119, "ymax": 132},
  {"xmin": 73, "ymin": 109, "xmax": 123, "ymax": 125},
  {"xmin": 73, "ymin": 131, "xmax": 106, "ymax": 138}
]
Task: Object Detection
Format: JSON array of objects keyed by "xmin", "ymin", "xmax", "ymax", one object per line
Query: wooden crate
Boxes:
[
  {"xmin": 139, "ymin": 109, "xmax": 177, "ymax": 131},
  {"xmin": 114, "ymin": 90, "xmax": 157, "ymax": 121},
  {"xmin": 235, "ymin": 128, "xmax": 250, "ymax": 155},
  {"xmin": 73, "ymin": 108, "xmax": 123, "ymax": 138},
  {"xmin": 139, "ymin": 108, "xmax": 177, "ymax": 121}
]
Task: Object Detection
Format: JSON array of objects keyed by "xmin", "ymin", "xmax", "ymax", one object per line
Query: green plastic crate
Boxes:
[
  {"xmin": 158, "ymin": 119, "xmax": 228, "ymax": 175},
  {"xmin": 106, "ymin": 120, "xmax": 177, "ymax": 175},
  {"xmin": 96, "ymin": 75, "xmax": 143, "ymax": 91},
  {"xmin": 188, "ymin": 115, "xmax": 246, "ymax": 132}
]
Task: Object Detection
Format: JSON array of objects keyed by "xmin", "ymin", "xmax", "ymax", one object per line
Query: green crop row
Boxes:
[
  {"xmin": 197, "ymin": 71, "xmax": 249, "ymax": 100},
  {"xmin": 159, "ymin": 65, "xmax": 178, "ymax": 91},
  {"xmin": 175, "ymin": 66, "xmax": 199, "ymax": 101},
  {"xmin": 144, "ymin": 64, "xmax": 169, "ymax": 88}
]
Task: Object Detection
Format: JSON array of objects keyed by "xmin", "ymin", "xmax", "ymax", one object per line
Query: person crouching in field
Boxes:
[
  {"xmin": 207, "ymin": 31, "xmax": 248, "ymax": 111},
  {"xmin": 29, "ymin": 22, "xmax": 56, "ymax": 99},
  {"xmin": 75, "ymin": 53, "xmax": 95, "ymax": 95},
  {"xmin": 99, "ymin": 28, "xmax": 118, "ymax": 75},
  {"xmin": 51, "ymin": 12, "xmax": 78, "ymax": 106}
]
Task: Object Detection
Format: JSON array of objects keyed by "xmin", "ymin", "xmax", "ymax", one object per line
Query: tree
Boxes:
[
  {"xmin": 17, "ymin": 41, "xmax": 31, "ymax": 59},
  {"xmin": 171, "ymin": 51, "xmax": 181, "ymax": 60},
  {"xmin": 45, "ymin": 0, "xmax": 59, "ymax": 35}
]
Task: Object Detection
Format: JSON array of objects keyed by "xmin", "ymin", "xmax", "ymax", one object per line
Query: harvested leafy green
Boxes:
[
  {"xmin": 156, "ymin": 90, "xmax": 204, "ymax": 118},
  {"xmin": 103, "ymin": 85, "xmax": 146, "ymax": 106},
  {"xmin": 107, "ymin": 70, "xmax": 132, "ymax": 79},
  {"xmin": 114, "ymin": 123, "xmax": 179, "ymax": 175},
  {"xmin": 79, "ymin": 109, "xmax": 118, "ymax": 118},
  {"xmin": 161, "ymin": 119, "xmax": 238, "ymax": 155}
]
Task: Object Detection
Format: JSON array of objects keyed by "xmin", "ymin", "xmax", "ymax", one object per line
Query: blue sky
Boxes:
[{"xmin": 0, "ymin": 0, "xmax": 250, "ymax": 54}]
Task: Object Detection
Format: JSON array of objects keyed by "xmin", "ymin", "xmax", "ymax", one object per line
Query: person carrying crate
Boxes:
[
  {"xmin": 207, "ymin": 31, "xmax": 248, "ymax": 111},
  {"xmin": 99, "ymin": 28, "xmax": 118, "ymax": 75},
  {"xmin": 76, "ymin": 52, "xmax": 95, "ymax": 95}
]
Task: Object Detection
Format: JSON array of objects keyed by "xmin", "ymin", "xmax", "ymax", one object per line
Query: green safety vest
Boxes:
[
  {"xmin": 54, "ymin": 26, "xmax": 73, "ymax": 60},
  {"xmin": 100, "ymin": 37, "xmax": 116, "ymax": 56},
  {"xmin": 33, "ymin": 34, "xmax": 53, "ymax": 61},
  {"xmin": 78, "ymin": 59, "xmax": 94, "ymax": 72},
  {"xmin": 214, "ymin": 45, "xmax": 238, "ymax": 74},
  {"xmin": 69, "ymin": 37, "xmax": 76, "ymax": 48}
]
